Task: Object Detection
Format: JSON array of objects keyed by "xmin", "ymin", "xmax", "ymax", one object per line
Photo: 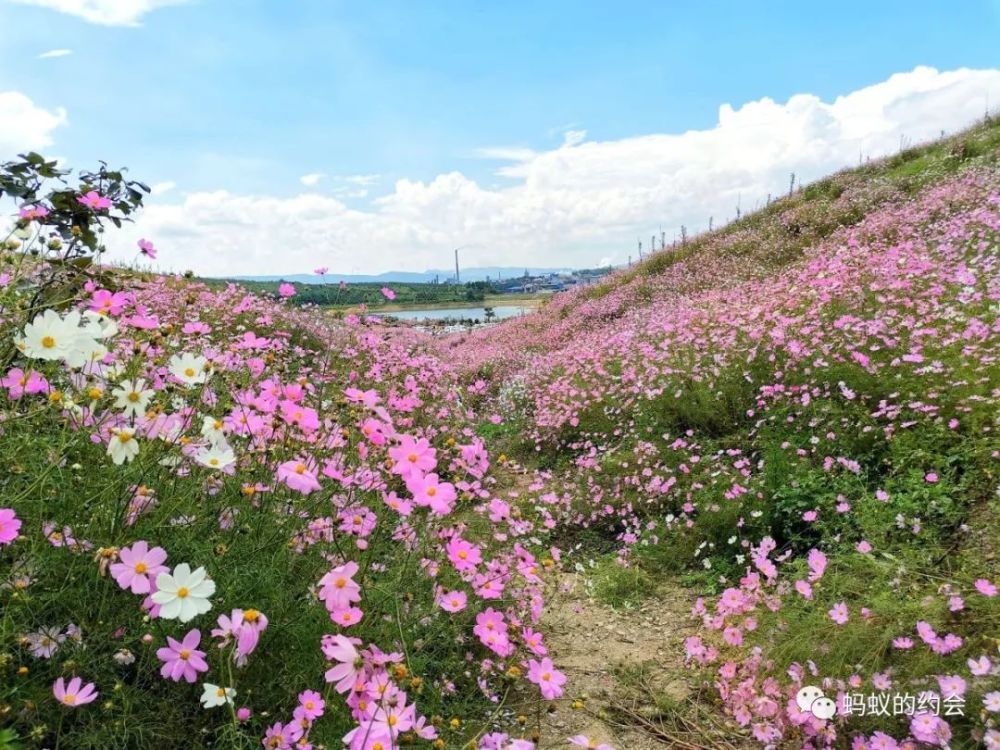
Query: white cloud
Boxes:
[
  {"xmin": 10, "ymin": 0, "xmax": 187, "ymax": 26},
  {"xmin": 37, "ymin": 48, "xmax": 73, "ymax": 59},
  {"xmin": 340, "ymin": 174, "xmax": 380, "ymax": 186},
  {"xmin": 300, "ymin": 173, "xmax": 325, "ymax": 187},
  {"xmin": 150, "ymin": 181, "xmax": 176, "ymax": 195},
  {"xmin": 0, "ymin": 91, "xmax": 68, "ymax": 158},
  {"xmin": 113, "ymin": 66, "xmax": 1000, "ymax": 276}
]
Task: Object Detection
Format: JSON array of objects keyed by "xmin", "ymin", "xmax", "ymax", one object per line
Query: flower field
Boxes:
[{"xmin": 2, "ymin": 120, "xmax": 1000, "ymax": 750}]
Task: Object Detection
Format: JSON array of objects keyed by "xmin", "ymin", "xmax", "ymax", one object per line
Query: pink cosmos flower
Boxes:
[
  {"xmin": 263, "ymin": 721, "xmax": 303, "ymax": 749},
  {"xmin": 295, "ymin": 689, "xmax": 325, "ymax": 722},
  {"xmin": 380, "ymin": 286, "xmax": 395, "ymax": 300},
  {"xmin": 77, "ymin": 190, "xmax": 112, "ymax": 210},
  {"xmin": 280, "ymin": 400, "xmax": 321, "ymax": 433},
  {"xmin": 794, "ymin": 580, "xmax": 813, "ymax": 599},
  {"xmin": 138, "ymin": 238, "xmax": 157, "ymax": 258},
  {"xmin": 527, "ymin": 657, "xmax": 566, "ymax": 700},
  {"xmin": 568, "ymin": 736, "xmax": 613, "ymax": 750},
  {"xmin": 438, "ymin": 590, "xmax": 467, "ymax": 613},
  {"xmin": 53, "ymin": 676, "xmax": 98, "ymax": 707},
  {"xmin": 90, "ymin": 289, "xmax": 130, "ymax": 316},
  {"xmin": 389, "ymin": 435, "xmax": 437, "ymax": 477},
  {"xmin": 278, "ymin": 283, "xmax": 296, "ymax": 298},
  {"xmin": 331, "ymin": 606, "xmax": 364, "ymax": 627},
  {"xmin": 446, "ymin": 537, "xmax": 482, "ymax": 571},
  {"xmin": 110, "ymin": 541, "xmax": 168, "ymax": 594},
  {"xmin": 937, "ymin": 674, "xmax": 966, "ymax": 698},
  {"xmin": 156, "ymin": 628, "xmax": 209, "ymax": 683},
  {"xmin": 211, "ymin": 608, "xmax": 268, "ymax": 667},
  {"xmin": 406, "ymin": 472, "xmax": 457, "ymax": 515},
  {"xmin": 319, "ymin": 561, "xmax": 361, "ymax": 612},
  {"xmin": 910, "ymin": 713, "xmax": 946, "ymax": 745},
  {"xmin": 975, "ymin": 578, "xmax": 998, "ymax": 597},
  {"xmin": 828, "ymin": 602, "xmax": 849, "ymax": 624},
  {"xmin": 968, "ymin": 655, "xmax": 992, "ymax": 676},
  {"xmin": 523, "ymin": 627, "xmax": 547, "ymax": 656},
  {"xmin": 924, "ymin": 472, "xmax": 939, "ymax": 483},
  {"xmin": 314, "ymin": 267, "xmax": 329, "ymax": 275},
  {"xmin": 856, "ymin": 540, "xmax": 872, "ymax": 554},
  {"xmin": 722, "ymin": 626, "xmax": 743, "ymax": 646},
  {"xmin": 868, "ymin": 732, "xmax": 899, "ymax": 750},
  {"xmin": 0, "ymin": 508, "xmax": 22, "ymax": 545},
  {"xmin": 2, "ymin": 368, "xmax": 48, "ymax": 399},
  {"xmin": 276, "ymin": 459, "xmax": 322, "ymax": 495},
  {"xmin": 344, "ymin": 387, "xmax": 379, "ymax": 408},
  {"xmin": 19, "ymin": 204, "xmax": 49, "ymax": 220},
  {"xmin": 322, "ymin": 634, "xmax": 361, "ymax": 693},
  {"xmin": 806, "ymin": 549, "xmax": 826, "ymax": 581}
]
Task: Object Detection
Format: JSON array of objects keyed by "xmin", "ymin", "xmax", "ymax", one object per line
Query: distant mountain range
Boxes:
[{"xmin": 226, "ymin": 266, "xmax": 576, "ymax": 284}]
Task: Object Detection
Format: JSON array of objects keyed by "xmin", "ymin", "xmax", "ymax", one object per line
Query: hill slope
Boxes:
[{"xmin": 446, "ymin": 118, "xmax": 1000, "ymax": 748}]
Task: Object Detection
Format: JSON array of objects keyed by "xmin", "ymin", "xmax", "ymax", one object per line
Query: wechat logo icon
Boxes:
[{"xmin": 796, "ymin": 686, "xmax": 837, "ymax": 720}]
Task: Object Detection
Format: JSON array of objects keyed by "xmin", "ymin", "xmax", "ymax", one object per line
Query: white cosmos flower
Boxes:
[
  {"xmin": 151, "ymin": 563, "xmax": 215, "ymax": 622},
  {"xmin": 16, "ymin": 310, "xmax": 99, "ymax": 367},
  {"xmin": 195, "ymin": 442, "xmax": 235, "ymax": 471},
  {"xmin": 168, "ymin": 353, "xmax": 209, "ymax": 386},
  {"xmin": 200, "ymin": 415, "xmax": 227, "ymax": 445},
  {"xmin": 82, "ymin": 310, "xmax": 119, "ymax": 339},
  {"xmin": 112, "ymin": 379, "xmax": 155, "ymax": 419},
  {"xmin": 199, "ymin": 683, "xmax": 235, "ymax": 708},
  {"xmin": 107, "ymin": 427, "xmax": 140, "ymax": 465}
]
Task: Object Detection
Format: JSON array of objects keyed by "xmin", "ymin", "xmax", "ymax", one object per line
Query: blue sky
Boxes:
[{"xmin": 1, "ymin": 1, "xmax": 999, "ymax": 274}]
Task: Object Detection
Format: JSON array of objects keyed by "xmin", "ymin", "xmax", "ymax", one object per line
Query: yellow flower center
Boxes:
[
  {"xmin": 335, "ymin": 577, "xmax": 346, "ymax": 589},
  {"xmin": 458, "ymin": 550, "xmax": 467, "ymax": 559},
  {"xmin": 63, "ymin": 694, "xmax": 76, "ymax": 705},
  {"xmin": 216, "ymin": 688, "xmax": 225, "ymax": 697},
  {"xmin": 127, "ymin": 391, "xmax": 140, "ymax": 402},
  {"xmin": 542, "ymin": 672, "xmax": 552, "ymax": 682},
  {"xmin": 179, "ymin": 649, "xmax": 191, "ymax": 660},
  {"xmin": 41, "ymin": 336, "xmax": 56, "ymax": 348},
  {"xmin": 387, "ymin": 715, "xmax": 398, "ymax": 727},
  {"xmin": 407, "ymin": 453, "xmax": 418, "ymax": 462},
  {"xmin": 244, "ymin": 609, "xmax": 259, "ymax": 622},
  {"xmin": 427, "ymin": 486, "xmax": 437, "ymax": 496},
  {"xmin": 88, "ymin": 387, "xmax": 102, "ymax": 400},
  {"xmin": 209, "ymin": 458, "xmax": 219, "ymax": 466},
  {"xmin": 118, "ymin": 431, "xmax": 133, "ymax": 443},
  {"xmin": 304, "ymin": 700, "xmax": 314, "ymax": 710},
  {"xmin": 134, "ymin": 562, "xmax": 147, "ymax": 574},
  {"xmin": 184, "ymin": 368, "xmax": 195, "ymax": 377},
  {"xmin": 177, "ymin": 587, "xmax": 189, "ymax": 598},
  {"xmin": 294, "ymin": 463, "xmax": 306, "ymax": 474}
]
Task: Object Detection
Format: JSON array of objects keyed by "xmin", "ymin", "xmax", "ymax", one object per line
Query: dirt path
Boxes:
[{"xmin": 529, "ymin": 569, "xmax": 697, "ymax": 749}]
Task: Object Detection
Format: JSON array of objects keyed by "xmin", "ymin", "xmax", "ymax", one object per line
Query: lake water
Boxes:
[{"xmin": 378, "ymin": 305, "xmax": 531, "ymax": 321}]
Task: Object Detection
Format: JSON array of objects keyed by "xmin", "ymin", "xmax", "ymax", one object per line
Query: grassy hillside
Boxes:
[{"xmin": 449, "ymin": 118, "xmax": 1000, "ymax": 748}]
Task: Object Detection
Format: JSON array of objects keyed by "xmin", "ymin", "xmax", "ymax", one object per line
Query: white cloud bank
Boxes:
[
  {"xmin": 10, "ymin": 0, "xmax": 186, "ymax": 26},
  {"xmin": 37, "ymin": 48, "xmax": 73, "ymax": 59},
  {"xmin": 46, "ymin": 67, "xmax": 1000, "ymax": 274},
  {"xmin": 0, "ymin": 91, "xmax": 67, "ymax": 157}
]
